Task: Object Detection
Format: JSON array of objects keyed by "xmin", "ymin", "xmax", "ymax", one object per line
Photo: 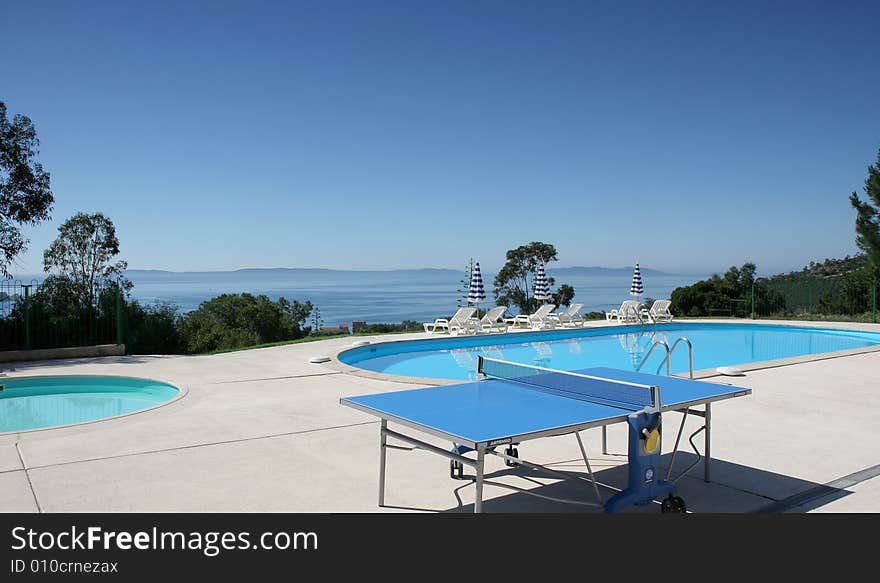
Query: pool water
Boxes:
[
  {"xmin": 340, "ymin": 323, "xmax": 880, "ymax": 380},
  {"xmin": 0, "ymin": 376, "xmax": 179, "ymax": 433}
]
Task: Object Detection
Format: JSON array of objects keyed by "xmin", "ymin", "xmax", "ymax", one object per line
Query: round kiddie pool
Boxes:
[
  {"xmin": 338, "ymin": 322, "xmax": 880, "ymax": 381},
  {"xmin": 0, "ymin": 376, "xmax": 181, "ymax": 433}
]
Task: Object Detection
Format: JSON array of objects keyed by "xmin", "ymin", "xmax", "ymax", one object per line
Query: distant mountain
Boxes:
[
  {"xmin": 123, "ymin": 266, "xmax": 676, "ymax": 276},
  {"xmin": 125, "ymin": 267, "xmax": 462, "ymax": 276},
  {"xmin": 552, "ymin": 266, "xmax": 678, "ymax": 276},
  {"xmin": 15, "ymin": 266, "xmax": 681, "ymax": 281}
]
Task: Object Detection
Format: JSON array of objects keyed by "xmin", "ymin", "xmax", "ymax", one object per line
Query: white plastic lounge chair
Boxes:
[
  {"xmin": 506, "ymin": 304, "xmax": 557, "ymax": 330},
  {"xmin": 424, "ymin": 307, "xmax": 476, "ymax": 334},
  {"xmin": 642, "ymin": 299, "xmax": 674, "ymax": 323},
  {"xmin": 554, "ymin": 303, "xmax": 585, "ymax": 327},
  {"xmin": 477, "ymin": 306, "xmax": 509, "ymax": 333},
  {"xmin": 605, "ymin": 300, "xmax": 642, "ymax": 324}
]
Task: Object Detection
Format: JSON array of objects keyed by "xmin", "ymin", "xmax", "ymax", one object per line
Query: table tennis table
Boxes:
[{"xmin": 340, "ymin": 357, "xmax": 750, "ymax": 513}]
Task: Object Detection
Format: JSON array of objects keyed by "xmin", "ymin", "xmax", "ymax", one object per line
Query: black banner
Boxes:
[{"xmin": 0, "ymin": 513, "xmax": 875, "ymax": 578}]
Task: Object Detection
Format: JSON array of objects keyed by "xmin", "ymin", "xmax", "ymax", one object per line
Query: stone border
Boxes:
[
  {"xmin": 323, "ymin": 319, "xmax": 880, "ymax": 385},
  {"xmin": 0, "ymin": 374, "xmax": 188, "ymax": 437},
  {"xmin": 0, "ymin": 344, "xmax": 125, "ymax": 363}
]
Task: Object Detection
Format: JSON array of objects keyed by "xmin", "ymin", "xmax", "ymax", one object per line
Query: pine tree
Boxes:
[{"xmin": 850, "ymin": 146, "xmax": 880, "ymax": 280}]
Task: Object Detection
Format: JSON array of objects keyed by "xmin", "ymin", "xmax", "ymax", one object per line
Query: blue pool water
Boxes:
[
  {"xmin": 0, "ymin": 376, "xmax": 179, "ymax": 433},
  {"xmin": 340, "ymin": 323, "xmax": 880, "ymax": 380}
]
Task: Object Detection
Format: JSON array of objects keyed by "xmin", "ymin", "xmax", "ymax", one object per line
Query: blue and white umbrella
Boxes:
[
  {"xmin": 534, "ymin": 262, "xmax": 552, "ymax": 303},
  {"xmin": 467, "ymin": 261, "xmax": 486, "ymax": 305},
  {"xmin": 630, "ymin": 263, "xmax": 644, "ymax": 296}
]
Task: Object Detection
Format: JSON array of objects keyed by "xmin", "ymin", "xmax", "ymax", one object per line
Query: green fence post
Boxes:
[
  {"xmin": 751, "ymin": 283, "xmax": 755, "ymax": 319},
  {"xmin": 23, "ymin": 284, "xmax": 31, "ymax": 350},
  {"xmin": 871, "ymin": 279, "xmax": 876, "ymax": 323},
  {"xmin": 116, "ymin": 288, "xmax": 125, "ymax": 351}
]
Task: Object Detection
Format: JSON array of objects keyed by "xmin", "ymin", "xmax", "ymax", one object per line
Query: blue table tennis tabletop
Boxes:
[{"xmin": 341, "ymin": 367, "xmax": 750, "ymax": 449}]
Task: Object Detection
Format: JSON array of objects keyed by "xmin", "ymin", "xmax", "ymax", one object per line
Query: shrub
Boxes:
[
  {"xmin": 125, "ymin": 301, "xmax": 183, "ymax": 354},
  {"xmin": 177, "ymin": 293, "xmax": 307, "ymax": 353}
]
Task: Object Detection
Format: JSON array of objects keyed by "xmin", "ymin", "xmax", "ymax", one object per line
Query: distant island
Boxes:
[{"xmin": 119, "ymin": 265, "xmax": 682, "ymax": 277}]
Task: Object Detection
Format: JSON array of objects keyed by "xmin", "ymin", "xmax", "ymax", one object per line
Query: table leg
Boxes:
[
  {"xmin": 378, "ymin": 420, "xmax": 387, "ymax": 506},
  {"xmin": 704, "ymin": 403, "xmax": 712, "ymax": 482},
  {"xmin": 474, "ymin": 446, "xmax": 486, "ymax": 513}
]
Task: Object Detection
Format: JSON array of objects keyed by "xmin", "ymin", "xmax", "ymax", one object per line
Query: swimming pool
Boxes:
[
  {"xmin": 339, "ymin": 323, "xmax": 880, "ymax": 380},
  {"xmin": 0, "ymin": 376, "xmax": 180, "ymax": 433}
]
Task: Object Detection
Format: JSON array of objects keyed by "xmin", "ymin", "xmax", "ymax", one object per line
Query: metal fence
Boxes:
[
  {"xmin": 706, "ymin": 279, "xmax": 878, "ymax": 322},
  {"xmin": 0, "ymin": 280, "xmax": 125, "ymax": 352}
]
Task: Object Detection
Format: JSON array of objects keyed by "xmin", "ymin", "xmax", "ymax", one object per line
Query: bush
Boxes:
[
  {"xmin": 357, "ymin": 320, "xmax": 423, "ymax": 334},
  {"xmin": 671, "ymin": 263, "xmax": 784, "ymax": 317},
  {"xmin": 177, "ymin": 293, "xmax": 307, "ymax": 353},
  {"xmin": 125, "ymin": 301, "xmax": 183, "ymax": 354}
]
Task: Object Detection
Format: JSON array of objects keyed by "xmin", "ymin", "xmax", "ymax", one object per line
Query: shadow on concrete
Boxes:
[{"xmin": 384, "ymin": 452, "xmax": 852, "ymax": 514}]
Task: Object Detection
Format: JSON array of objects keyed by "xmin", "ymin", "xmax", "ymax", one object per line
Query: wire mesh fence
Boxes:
[
  {"xmin": 0, "ymin": 279, "xmax": 125, "ymax": 352},
  {"xmin": 744, "ymin": 279, "xmax": 877, "ymax": 322}
]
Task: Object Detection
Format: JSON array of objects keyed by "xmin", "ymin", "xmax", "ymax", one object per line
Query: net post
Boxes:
[{"xmin": 476, "ymin": 355, "xmax": 485, "ymax": 377}]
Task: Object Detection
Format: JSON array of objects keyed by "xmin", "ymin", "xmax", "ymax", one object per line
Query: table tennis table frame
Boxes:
[{"xmin": 345, "ymin": 388, "xmax": 748, "ymax": 512}]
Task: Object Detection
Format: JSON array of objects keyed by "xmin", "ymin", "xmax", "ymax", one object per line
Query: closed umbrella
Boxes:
[
  {"xmin": 534, "ymin": 262, "xmax": 552, "ymax": 304},
  {"xmin": 630, "ymin": 263, "xmax": 644, "ymax": 297},
  {"xmin": 467, "ymin": 261, "xmax": 486, "ymax": 306}
]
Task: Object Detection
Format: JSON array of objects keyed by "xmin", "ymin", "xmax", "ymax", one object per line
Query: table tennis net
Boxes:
[{"xmin": 477, "ymin": 357, "xmax": 658, "ymax": 410}]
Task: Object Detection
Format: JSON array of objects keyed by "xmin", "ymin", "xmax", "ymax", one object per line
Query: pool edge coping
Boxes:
[
  {"xmin": 321, "ymin": 319, "xmax": 880, "ymax": 385},
  {"xmin": 0, "ymin": 374, "xmax": 189, "ymax": 437}
]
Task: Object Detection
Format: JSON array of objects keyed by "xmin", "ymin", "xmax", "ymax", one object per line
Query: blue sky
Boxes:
[{"xmin": 2, "ymin": 0, "xmax": 878, "ymax": 275}]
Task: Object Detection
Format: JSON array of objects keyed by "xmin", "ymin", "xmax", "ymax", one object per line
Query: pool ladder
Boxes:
[
  {"xmin": 601, "ymin": 337, "xmax": 703, "ymax": 477},
  {"xmin": 623, "ymin": 337, "xmax": 711, "ymax": 483},
  {"xmin": 636, "ymin": 337, "xmax": 694, "ymax": 379}
]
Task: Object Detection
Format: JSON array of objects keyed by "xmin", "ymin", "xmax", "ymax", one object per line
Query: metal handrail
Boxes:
[
  {"xmin": 657, "ymin": 337, "xmax": 694, "ymax": 379},
  {"xmin": 636, "ymin": 336, "xmax": 694, "ymax": 379},
  {"xmin": 636, "ymin": 340, "xmax": 670, "ymax": 376}
]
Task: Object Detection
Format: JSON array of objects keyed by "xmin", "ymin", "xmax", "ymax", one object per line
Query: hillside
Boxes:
[{"xmin": 762, "ymin": 254, "xmax": 867, "ymax": 284}]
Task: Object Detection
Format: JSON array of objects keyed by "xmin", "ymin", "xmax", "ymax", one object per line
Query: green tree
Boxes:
[
  {"xmin": 0, "ymin": 101, "xmax": 54, "ymax": 275},
  {"xmin": 42, "ymin": 212, "xmax": 131, "ymax": 308},
  {"xmin": 552, "ymin": 284, "xmax": 575, "ymax": 307},
  {"xmin": 290, "ymin": 299, "xmax": 313, "ymax": 329},
  {"xmin": 493, "ymin": 242, "xmax": 573, "ymax": 313},
  {"xmin": 122, "ymin": 301, "xmax": 183, "ymax": 354},
  {"xmin": 310, "ymin": 306, "xmax": 324, "ymax": 332},
  {"xmin": 671, "ymin": 263, "xmax": 783, "ymax": 317},
  {"xmin": 850, "ymin": 146, "xmax": 880, "ymax": 279},
  {"xmin": 177, "ymin": 293, "xmax": 307, "ymax": 353},
  {"xmin": 456, "ymin": 258, "xmax": 474, "ymax": 308}
]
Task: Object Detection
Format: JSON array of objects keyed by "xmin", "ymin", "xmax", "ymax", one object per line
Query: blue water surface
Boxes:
[
  {"xmin": 0, "ymin": 376, "xmax": 179, "ymax": 433},
  {"xmin": 340, "ymin": 323, "xmax": 880, "ymax": 380}
]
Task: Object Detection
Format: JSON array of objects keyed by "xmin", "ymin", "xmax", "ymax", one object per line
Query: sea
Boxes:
[{"xmin": 9, "ymin": 268, "xmax": 708, "ymax": 326}]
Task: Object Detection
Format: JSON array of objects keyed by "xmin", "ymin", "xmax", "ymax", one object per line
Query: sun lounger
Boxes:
[
  {"xmin": 554, "ymin": 303, "xmax": 585, "ymax": 327},
  {"xmin": 424, "ymin": 307, "xmax": 477, "ymax": 334},
  {"xmin": 642, "ymin": 299, "xmax": 674, "ymax": 323},
  {"xmin": 605, "ymin": 300, "xmax": 642, "ymax": 324},
  {"xmin": 477, "ymin": 306, "xmax": 509, "ymax": 333},
  {"xmin": 506, "ymin": 304, "xmax": 557, "ymax": 329}
]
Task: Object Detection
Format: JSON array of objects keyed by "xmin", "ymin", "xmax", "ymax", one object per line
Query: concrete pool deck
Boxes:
[{"xmin": 0, "ymin": 318, "xmax": 878, "ymax": 513}]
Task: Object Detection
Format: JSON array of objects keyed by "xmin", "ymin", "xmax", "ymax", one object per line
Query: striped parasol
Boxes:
[
  {"xmin": 467, "ymin": 261, "xmax": 486, "ymax": 305},
  {"xmin": 534, "ymin": 262, "xmax": 552, "ymax": 303},
  {"xmin": 630, "ymin": 263, "xmax": 644, "ymax": 296}
]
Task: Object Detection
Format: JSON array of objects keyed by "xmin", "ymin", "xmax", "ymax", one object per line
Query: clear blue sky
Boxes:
[{"xmin": 3, "ymin": 0, "xmax": 878, "ymax": 275}]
